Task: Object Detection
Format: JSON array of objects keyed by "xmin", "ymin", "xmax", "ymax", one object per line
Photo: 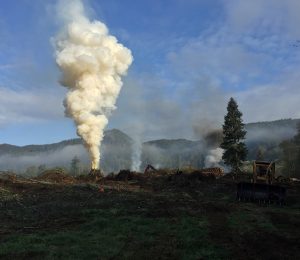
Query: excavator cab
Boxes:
[{"xmin": 253, "ymin": 161, "xmax": 275, "ymax": 184}]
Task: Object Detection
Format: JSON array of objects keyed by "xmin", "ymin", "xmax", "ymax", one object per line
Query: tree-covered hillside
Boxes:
[
  {"xmin": 0, "ymin": 119, "xmax": 299, "ymax": 174},
  {"xmin": 245, "ymin": 118, "xmax": 300, "ymax": 161}
]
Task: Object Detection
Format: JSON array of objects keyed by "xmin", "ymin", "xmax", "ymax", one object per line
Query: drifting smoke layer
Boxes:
[
  {"xmin": 55, "ymin": 0, "xmax": 133, "ymax": 169},
  {"xmin": 204, "ymin": 148, "xmax": 223, "ymax": 168}
]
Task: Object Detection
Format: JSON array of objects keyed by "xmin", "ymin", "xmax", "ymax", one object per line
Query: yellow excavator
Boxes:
[
  {"xmin": 237, "ymin": 161, "xmax": 286, "ymax": 204},
  {"xmin": 252, "ymin": 161, "xmax": 276, "ymax": 184}
]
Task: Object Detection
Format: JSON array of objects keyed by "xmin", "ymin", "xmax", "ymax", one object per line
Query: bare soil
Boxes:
[{"xmin": 0, "ymin": 170, "xmax": 299, "ymax": 259}]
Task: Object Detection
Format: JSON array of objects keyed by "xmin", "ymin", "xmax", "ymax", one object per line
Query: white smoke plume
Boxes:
[
  {"xmin": 54, "ymin": 0, "xmax": 133, "ymax": 169},
  {"xmin": 205, "ymin": 148, "xmax": 224, "ymax": 168},
  {"xmin": 131, "ymin": 140, "xmax": 142, "ymax": 172}
]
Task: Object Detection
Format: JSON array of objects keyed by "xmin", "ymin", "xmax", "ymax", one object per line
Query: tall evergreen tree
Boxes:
[{"xmin": 221, "ymin": 97, "xmax": 247, "ymax": 174}]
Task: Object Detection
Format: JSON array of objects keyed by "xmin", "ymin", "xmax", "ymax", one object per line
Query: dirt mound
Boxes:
[
  {"xmin": 0, "ymin": 171, "xmax": 17, "ymax": 182},
  {"xmin": 37, "ymin": 169, "xmax": 75, "ymax": 184},
  {"xmin": 105, "ymin": 172, "xmax": 116, "ymax": 180},
  {"xmin": 115, "ymin": 170, "xmax": 143, "ymax": 181},
  {"xmin": 168, "ymin": 170, "xmax": 216, "ymax": 187},
  {"xmin": 76, "ymin": 171, "xmax": 103, "ymax": 183},
  {"xmin": 148, "ymin": 168, "xmax": 171, "ymax": 177}
]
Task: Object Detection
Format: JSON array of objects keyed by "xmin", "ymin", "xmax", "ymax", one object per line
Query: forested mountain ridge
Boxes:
[{"xmin": 0, "ymin": 119, "xmax": 299, "ymax": 173}]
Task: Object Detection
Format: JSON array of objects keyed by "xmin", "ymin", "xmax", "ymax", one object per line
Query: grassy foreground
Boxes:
[{"xmin": 0, "ymin": 174, "xmax": 300, "ymax": 260}]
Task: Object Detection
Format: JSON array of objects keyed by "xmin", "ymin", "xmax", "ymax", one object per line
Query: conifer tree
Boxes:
[{"xmin": 221, "ymin": 97, "xmax": 247, "ymax": 174}]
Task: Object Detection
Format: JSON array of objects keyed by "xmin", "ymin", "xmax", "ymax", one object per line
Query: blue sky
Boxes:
[{"xmin": 0, "ymin": 0, "xmax": 300, "ymax": 145}]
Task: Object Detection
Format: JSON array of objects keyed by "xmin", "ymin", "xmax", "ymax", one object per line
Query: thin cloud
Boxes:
[{"xmin": 0, "ymin": 87, "xmax": 64, "ymax": 126}]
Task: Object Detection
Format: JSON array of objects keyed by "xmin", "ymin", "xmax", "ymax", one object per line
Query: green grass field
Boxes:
[{"xmin": 0, "ymin": 174, "xmax": 299, "ymax": 260}]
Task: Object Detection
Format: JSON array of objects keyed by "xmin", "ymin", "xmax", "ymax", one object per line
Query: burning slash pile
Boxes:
[
  {"xmin": 76, "ymin": 169, "xmax": 104, "ymax": 183},
  {"xmin": 54, "ymin": 0, "xmax": 133, "ymax": 172}
]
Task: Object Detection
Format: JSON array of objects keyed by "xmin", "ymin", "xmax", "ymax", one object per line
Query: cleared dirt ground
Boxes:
[{"xmin": 0, "ymin": 171, "xmax": 299, "ymax": 260}]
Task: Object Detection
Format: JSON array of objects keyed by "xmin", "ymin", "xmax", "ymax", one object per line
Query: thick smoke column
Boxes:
[{"xmin": 54, "ymin": 0, "xmax": 133, "ymax": 169}]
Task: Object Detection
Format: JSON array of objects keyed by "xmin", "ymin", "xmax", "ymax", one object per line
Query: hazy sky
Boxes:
[{"xmin": 0, "ymin": 0, "xmax": 300, "ymax": 145}]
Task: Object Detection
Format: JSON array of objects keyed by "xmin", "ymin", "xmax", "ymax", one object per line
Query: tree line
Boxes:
[{"xmin": 221, "ymin": 97, "xmax": 300, "ymax": 178}]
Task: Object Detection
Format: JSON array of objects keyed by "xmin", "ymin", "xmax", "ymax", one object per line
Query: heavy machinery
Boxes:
[
  {"xmin": 236, "ymin": 160, "xmax": 286, "ymax": 204},
  {"xmin": 144, "ymin": 164, "xmax": 157, "ymax": 175},
  {"xmin": 253, "ymin": 161, "xmax": 275, "ymax": 184}
]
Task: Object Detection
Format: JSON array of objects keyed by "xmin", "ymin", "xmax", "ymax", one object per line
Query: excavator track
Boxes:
[{"xmin": 237, "ymin": 182, "xmax": 286, "ymax": 205}]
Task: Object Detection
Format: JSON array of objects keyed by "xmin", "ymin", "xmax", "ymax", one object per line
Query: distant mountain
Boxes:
[
  {"xmin": 0, "ymin": 139, "xmax": 82, "ymax": 156},
  {"xmin": 245, "ymin": 118, "xmax": 300, "ymax": 160},
  {"xmin": 0, "ymin": 129, "xmax": 133, "ymax": 173},
  {"xmin": 145, "ymin": 139, "xmax": 198, "ymax": 149},
  {"xmin": 101, "ymin": 129, "xmax": 133, "ymax": 172},
  {"xmin": 0, "ymin": 129, "xmax": 131, "ymax": 156},
  {"xmin": 102, "ymin": 129, "xmax": 132, "ymax": 146},
  {"xmin": 142, "ymin": 139, "xmax": 205, "ymax": 169},
  {"xmin": 246, "ymin": 118, "xmax": 300, "ymax": 129},
  {"xmin": 0, "ymin": 119, "xmax": 299, "ymax": 173}
]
